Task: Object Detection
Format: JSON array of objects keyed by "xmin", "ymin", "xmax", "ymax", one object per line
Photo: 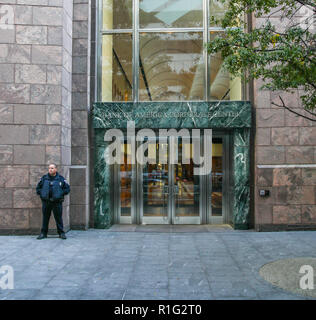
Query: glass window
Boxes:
[
  {"xmin": 211, "ymin": 137, "xmax": 223, "ymax": 217},
  {"xmin": 139, "ymin": 32, "xmax": 204, "ymax": 101},
  {"xmin": 102, "ymin": 0, "xmax": 133, "ymax": 30},
  {"xmin": 101, "ymin": 34, "xmax": 133, "ymax": 101},
  {"xmin": 209, "ymin": 32, "xmax": 242, "ymax": 101},
  {"xmin": 98, "ymin": 1, "xmax": 243, "ymax": 102},
  {"xmin": 140, "ymin": 0, "xmax": 203, "ymax": 29},
  {"xmin": 209, "ymin": 0, "xmax": 229, "ymax": 27},
  {"xmin": 120, "ymin": 142, "xmax": 132, "ymax": 217}
]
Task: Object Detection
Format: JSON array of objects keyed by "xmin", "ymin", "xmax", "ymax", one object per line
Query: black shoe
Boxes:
[
  {"xmin": 59, "ymin": 232, "xmax": 67, "ymax": 240},
  {"xmin": 37, "ymin": 233, "xmax": 47, "ymax": 240}
]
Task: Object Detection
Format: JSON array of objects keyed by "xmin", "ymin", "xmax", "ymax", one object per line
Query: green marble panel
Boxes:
[
  {"xmin": 233, "ymin": 129, "xmax": 251, "ymax": 229},
  {"xmin": 93, "ymin": 102, "xmax": 252, "ymax": 230},
  {"xmin": 93, "ymin": 101, "xmax": 252, "ymax": 129},
  {"xmin": 94, "ymin": 141, "xmax": 113, "ymax": 229}
]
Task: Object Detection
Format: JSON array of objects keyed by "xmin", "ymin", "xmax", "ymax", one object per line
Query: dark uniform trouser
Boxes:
[{"xmin": 41, "ymin": 201, "xmax": 64, "ymax": 235}]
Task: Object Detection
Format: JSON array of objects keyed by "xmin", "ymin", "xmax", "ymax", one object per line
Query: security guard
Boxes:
[{"xmin": 36, "ymin": 164, "xmax": 70, "ymax": 240}]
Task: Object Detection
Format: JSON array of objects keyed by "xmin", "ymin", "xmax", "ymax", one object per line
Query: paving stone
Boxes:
[
  {"xmin": 168, "ymin": 293, "xmax": 214, "ymax": 300},
  {"xmin": 0, "ymin": 289, "xmax": 38, "ymax": 301},
  {"xmin": 0, "ymin": 230, "xmax": 316, "ymax": 300},
  {"xmin": 123, "ymin": 288, "xmax": 168, "ymax": 300},
  {"xmin": 81, "ymin": 290, "xmax": 125, "ymax": 300}
]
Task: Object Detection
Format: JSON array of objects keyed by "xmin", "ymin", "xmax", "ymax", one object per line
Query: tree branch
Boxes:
[
  {"xmin": 305, "ymin": 108, "xmax": 316, "ymax": 117},
  {"xmin": 267, "ymin": 6, "xmax": 285, "ymax": 18},
  {"xmin": 272, "ymin": 96, "xmax": 316, "ymax": 121},
  {"xmin": 295, "ymin": 0, "xmax": 316, "ymax": 11},
  {"xmin": 288, "ymin": 3, "xmax": 305, "ymax": 20}
]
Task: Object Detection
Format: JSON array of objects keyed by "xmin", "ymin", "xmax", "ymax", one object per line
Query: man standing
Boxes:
[{"xmin": 36, "ymin": 164, "xmax": 70, "ymax": 240}]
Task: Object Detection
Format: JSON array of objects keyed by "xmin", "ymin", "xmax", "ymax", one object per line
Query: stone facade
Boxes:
[
  {"xmin": 69, "ymin": 0, "xmax": 95, "ymax": 230},
  {"xmin": 0, "ymin": 1, "xmax": 315, "ymax": 233},
  {"xmin": 254, "ymin": 9, "xmax": 316, "ymax": 231},
  {"xmin": 0, "ymin": 0, "xmax": 78, "ymax": 234}
]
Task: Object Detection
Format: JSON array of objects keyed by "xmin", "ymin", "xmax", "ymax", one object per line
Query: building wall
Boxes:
[
  {"xmin": 69, "ymin": 0, "xmax": 95, "ymax": 230},
  {"xmin": 254, "ymin": 10, "xmax": 316, "ymax": 230},
  {"xmin": 0, "ymin": 1, "xmax": 315, "ymax": 233},
  {"xmin": 0, "ymin": 0, "xmax": 73, "ymax": 233}
]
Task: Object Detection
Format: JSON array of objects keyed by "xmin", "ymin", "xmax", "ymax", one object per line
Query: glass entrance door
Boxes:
[
  {"xmin": 172, "ymin": 140, "xmax": 201, "ymax": 224},
  {"xmin": 207, "ymin": 135, "xmax": 231, "ymax": 225},
  {"xmin": 141, "ymin": 138, "xmax": 170, "ymax": 224},
  {"xmin": 116, "ymin": 132, "xmax": 231, "ymax": 225},
  {"xmin": 139, "ymin": 136, "xmax": 202, "ymax": 225}
]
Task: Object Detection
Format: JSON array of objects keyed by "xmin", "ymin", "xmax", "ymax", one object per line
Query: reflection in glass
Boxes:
[
  {"xmin": 102, "ymin": 0, "xmax": 132, "ymax": 30},
  {"xmin": 174, "ymin": 139, "xmax": 200, "ymax": 218},
  {"xmin": 211, "ymin": 138, "xmax": 223, "ymax": 216},
  {"xmin": 101, "ymin": 34, "xmax": 132, "ymax": 101},
  {"xmin": 143, "ymin": 139, "xmax": 169, "ymax": 217},
  {"xmin": 140, "ymin": 33, "xmax": 204, "ymax": 101},
  {"xmin": 209, "ymin": 32, "xmax": 242, "ymax": 100},
  {"xmin": 209, "ymin": 0, "xmax": 229, "ymax": 27},
  {"xmin": 120, "ymin": 143, "xmax": 132, "ymax": 216},
  {"xmin": 140, "ymin": 0, "xmax": 203, "ymax": 28}
]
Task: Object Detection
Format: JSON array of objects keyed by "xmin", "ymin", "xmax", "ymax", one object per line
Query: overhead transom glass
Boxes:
[
  {"xmin": 98, "ymin": 0, "xmax": 243, "ymax": 102},
  {"xmin": 139, "ymin": 0, "xmax": 203, "ymax": 28}
]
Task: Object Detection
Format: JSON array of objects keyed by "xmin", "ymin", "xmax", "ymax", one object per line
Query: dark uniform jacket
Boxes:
[{"xmin": 36, "ymin": 173, "xmax": 70, "ymax": 202}]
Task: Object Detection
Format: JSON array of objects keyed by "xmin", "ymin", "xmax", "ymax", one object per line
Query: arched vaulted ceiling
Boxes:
[
  {"xmin": 140, "ymin": 33, "xmax": 203, "ymax": 100},
  {"xmin": 107, "ymin": 0, "xmax": 231, "ymax": 101},
  {"xmin": 139, "ymin": 34, "xmax": 230, "ymax": 100}
]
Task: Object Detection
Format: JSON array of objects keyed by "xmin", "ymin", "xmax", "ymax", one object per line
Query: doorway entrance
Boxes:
[
  {"xmin": 113, "ymin": 132, "xmax": 231, "ymax": 225},
  {"xmin": 140, "ymin": 136, "xmax": 201, "ymax": 225}
]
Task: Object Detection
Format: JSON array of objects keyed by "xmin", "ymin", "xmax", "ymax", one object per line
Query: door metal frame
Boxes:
[
  {"xmin": 207, "ymin": 131, "xmax": 231, "ymax": 225},
  {"xmin": 138, "ymin": 137, "xmax": 173, "ymax": 225},
  {"xmin": 171, "ymin": 136, "xmax": 203, "ymax": 225},
  {"xmin": 137, "ymin": 134, "xmax": 204, "ymax": 225},
  {"xmin": 114, "ymin": 130, "xmax": 232, "ymax": 225},
  {"xmin": 134, "ymin": 136, "xmax": 170, "ymax": 224}
]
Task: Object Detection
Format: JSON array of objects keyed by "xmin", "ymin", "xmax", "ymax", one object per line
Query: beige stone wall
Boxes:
[
  {"xmin": 0, "ymin": 2, "xmax": 314, "ymax": 232},
  {"xmin": 254, "ymin": 11, "xmax": 316, "ymax": 230},
  {"xmin": 0, "ymin": 0, "xmax": 73, "ymax": 233},
  {"xmin": 69, "ymin": 0, "xmax": 95, "ymax": 230}
]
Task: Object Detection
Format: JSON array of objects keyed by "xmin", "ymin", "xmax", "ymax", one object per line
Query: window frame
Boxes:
[{"xmin": 96, "ymin": 0, "xmax": 245, "ymax": 102}]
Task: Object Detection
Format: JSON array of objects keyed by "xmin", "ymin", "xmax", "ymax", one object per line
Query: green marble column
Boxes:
[
  {"xmin": 94, "ymin": 131, "xmax": 113, "ymax": 229},
  {"xmin": 233, "ymin": 129, "xmax": 251, "ymax": 229}
]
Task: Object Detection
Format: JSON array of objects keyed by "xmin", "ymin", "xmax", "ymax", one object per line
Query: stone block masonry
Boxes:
[
  {"xmin": 0, "ymin": 1, "xmax": 314, "ymax": 233},
  {"xmin": 254, "ymin": 15, "xmax": 316, "ymax": 230},
  {"xmin": 0, "ymin": 0, "xmax": 74, "ymax": 234}
]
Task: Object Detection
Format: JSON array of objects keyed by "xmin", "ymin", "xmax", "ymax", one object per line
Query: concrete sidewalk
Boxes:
[{"xmin": 0, "ymin": 229, "xmax": 315, "ymax": 300}]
